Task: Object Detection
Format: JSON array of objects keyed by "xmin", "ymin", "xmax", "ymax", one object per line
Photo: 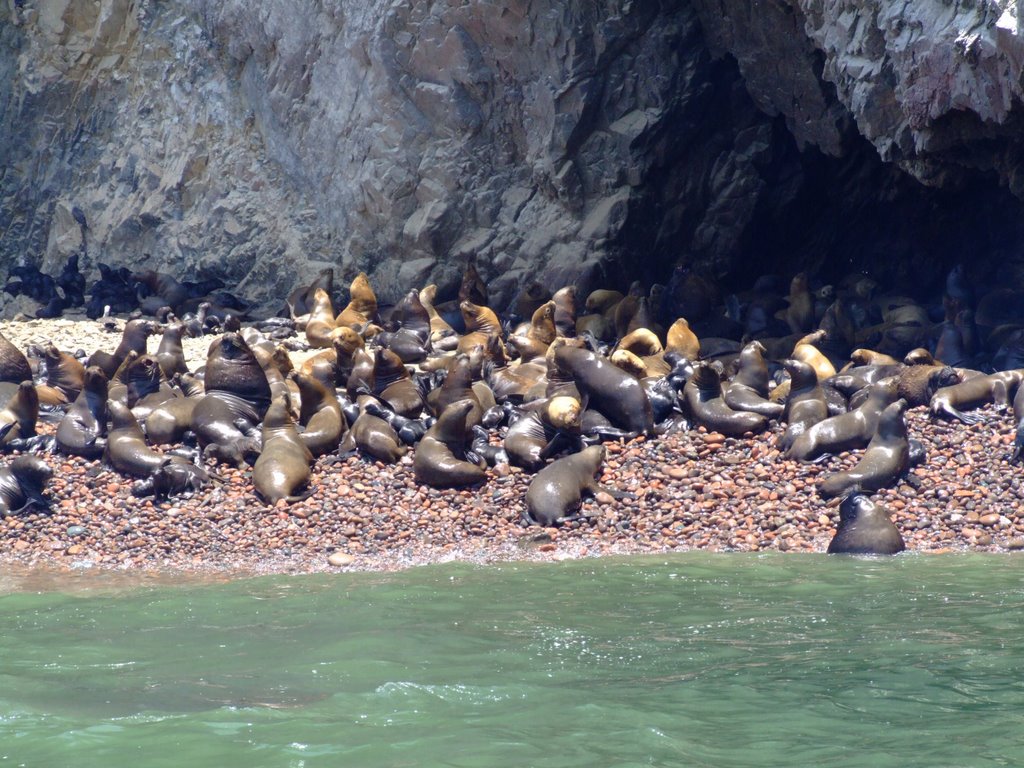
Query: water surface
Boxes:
[{"xmin": 1, "ymin": 554, "xmax": 1023, "ymax": 767}]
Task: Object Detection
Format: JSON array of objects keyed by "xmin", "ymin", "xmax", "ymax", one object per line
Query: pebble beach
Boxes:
[{"xmin": 0, "ymin": 315, "xmax": 1021, "ymax": 577}]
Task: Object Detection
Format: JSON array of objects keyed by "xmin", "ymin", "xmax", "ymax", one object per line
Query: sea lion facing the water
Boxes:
[
  {"xmin": 818, "ymin": 399, "xmax": 911, "ymax": 499},
  {"xmin": 827, "ymin": 491, "xmax": 906, "ymax": 555},
  {"xmin": 524, "ymin": 445, "xmax": 620, "ymax": 526}
]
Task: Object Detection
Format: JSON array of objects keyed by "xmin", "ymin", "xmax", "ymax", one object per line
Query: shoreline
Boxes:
[{"xmin": 1, "ymin": 405, "xmax": 1020, "ymax": 580}]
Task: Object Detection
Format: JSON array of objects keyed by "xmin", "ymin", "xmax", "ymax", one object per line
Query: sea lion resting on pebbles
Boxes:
[
  {"xmin": 253, "ymin": 394, "xmax": 314, "ymax": 505},
  {"xmin": 818, "ymin": 399, "xmax": 912, "ymax": 499},
  {"xmin": 524, "ymin": 445, "xmax": 625, "ymax": 527},
  {"xmin": 0, "ymin": 456, "xmax": 52, "ymax": 516},
  {"xmin": 414, "ymin": 400, "xmax": 486, "ymax": 488},
  {"xmin": 55, "ymin": 366, "xmax": 109, "ymax": 459}
]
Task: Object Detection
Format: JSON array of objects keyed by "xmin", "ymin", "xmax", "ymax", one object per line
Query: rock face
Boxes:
[{"xmin": 3, "ymin": 0, "xmax": 1024, "ymax": 316}]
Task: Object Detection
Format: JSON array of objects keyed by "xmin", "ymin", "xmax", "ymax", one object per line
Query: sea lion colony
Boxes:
[{"xmin": 1, "ymin": 257, "xmax": 1023, "ymax": 560}]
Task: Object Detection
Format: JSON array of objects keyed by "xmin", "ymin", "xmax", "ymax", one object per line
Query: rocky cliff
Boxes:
[{"xmin": 3, "ymin": 0, "xmax": 1024, "ymax": 316}]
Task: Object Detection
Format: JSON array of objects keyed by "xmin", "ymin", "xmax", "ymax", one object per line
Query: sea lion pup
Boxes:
[
  {"xmin": 524, "ymin": 444, "xmax": 623, "ymax": 527},
  {"xmin": 504, "ymin": 396, "xmax": 582, "ymax": 471},
  {"xmin": 818, "ymin": 399, "xmax": 911, "ymax": 499},
  {"xmin": 929, "ymin": 369, "xmax": 1024, "ymax": 424},
  {"xmin": 779, "ymin": 358, "xmax": 829, "ymax": 450},
  {"xmin": 335, "ymin": 272, "xmax": 378, "ymax": 329},
  {"xmin": 785, "ymin": 272, "xmax": 814, "ymax": 334},
  {"xmin": 413, "ymin": 399, "xmax": 487, "ymax": 488},
  {"xmin": 664, "ymin": 317, "xmax": 700, "ymax": 361},
  {"xmin": 56, "ymin": 366, "xmax": 109, "ymax": 459},
  {"xmin": 683, "ymin": 362, "xmax": 768, "ymax": 436},
  {"xmin": 0, "ymin": 456, "xmax": 52, "ymax": 516},
  {"xmin": 106, "ymin": 400, "xmax": 209, "ymax": 490},
  {"xmin": 553, "ymin": 345, "xmax": 653, "ymax": 434},
  {"xmin": 792, "ymin": 329, "xmax": 837, "ymax": 382},
  {"xmin": 291, "ymin": 371, "xmax": 347, "ymax": 457},
  {"xmin": 827, "ymin": 490, "xmax": 906, "ymax": 555},
  {"xmin": 0, "ymin": 382, "xmax": 39, "ymax": 447},
  {"xmin": 286, "ymin": 267, "xmax": 334, "ymax": 326},
  {"xmin": 144, "ymin": 373, "xmax": 204, "ymax": 446},
  {"xmin": 301, "ymin": 287, "xmax": 340, "ymax": 349},
  {"xmin": 0, "ymin": 331, "xmax": 32, "ymax": 384},
  {"xmin": 191, "ymin": 333, "xmax": 271, "ymax": 467},
  {"xmin": 253, "ymin": 394, "xmax": 314, "ymax": 505},
  {"xmin": 87, "ymin": 319, "xmax": 155, "ymax": 379},
  {"xmin": 36, "ymin": 344, "xmax": 85, "ymax": 405},
  {"xmin": 722, "ymin": 341, "xmax": 784, "ymax": 419},
  {"xmin": 349, "ymin": 396, "xmax": 408, "ymax": 463},
  {"xmin": 894, "ymin": 364, "xmax": 959, "ymax": 408},
  {"xmin": 787, "ymin": 379, "xmax": 899, "ymax": 462},
  {"xmin": 552, "ymin": 286, "xmax": 577, "ymax": 337}
]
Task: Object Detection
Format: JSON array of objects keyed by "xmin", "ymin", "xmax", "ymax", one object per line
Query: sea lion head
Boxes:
[
  {"xmin": 878, "ymin": 398, "xmax": 909, "ymax": 437},
  {"xmin": 546, "ymin": 396, "xmax": 582, "ymax": 431},
  {"xmin": 10, "ymin": 455, "xmax": 52, "ymax": 491},
  {"xmin": 783, "ymin": 358, "xmax": 817, "ymax": 390},
  {"xmin": 82, "ymin": 365, "xmax": 109, "ymax": 396},
  {"xmin": 838, "ymin": 489, "xmax": 874, "ymax": 525},
  {"xmin": 331, "ymin": 326, "xmax": 364, "ymax": 356}
]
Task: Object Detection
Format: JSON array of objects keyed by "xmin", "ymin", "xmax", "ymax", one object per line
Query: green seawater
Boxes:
[{"xmin": 1, "ymin": 554, "xmax": 1024, "ymax": 768}]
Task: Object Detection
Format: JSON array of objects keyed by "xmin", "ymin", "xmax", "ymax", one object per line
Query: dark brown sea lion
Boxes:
[
  {"xmin": 552, "ymin": 286, "xmax": 577, "ymax": 337},
  {"xmin": 818, "ymin": 399, "xmax": 911, "ymax": 499},
  {"xmin": 895, "ymin": 364, "xmax": 960, "ymax": 408},
  {"xmin": 292, "ymin": 371, "xmax": 347, "ymax": 457},
  {"xmin": 515, "ymin": 281, "xmax": 551, "ymax": 321},
  {"xmin": 504, "ymin": 396, "xmax": 582, "ymax": 471},
  {"xmin": 827, "ymin": 491, "xmax": 906, "ymax": 555},
  {"xmin": 929, "ymin": 370, "xmax": 1024, "ymax": 424},
  {"xmin": 253, "ymin": 394, "xmax": 314, "ymax": 505},
  {"xmin": 37, "ymin": 344, "xmax": 85, "ymax": 405},
  {"xmin": 351, "ymin": 400, "xmax": 407, "ymax": 463},
  {"xmin": 191, "ymin": 333, "xmax": 271, "ymax": 466},
  {"xmin": 131, "ymin": 269, "xmax": 189, "ymax": 312},
  {"xmin": 106, "ymin": 401, "xmax": 209, "ymax": 497},
  {"xmin": 427, "ymin": 353, "xmax": 483, "ymax": 426},
  {"xmin": 458, "ymin": 257, "xmax": 488, "ymax": 306},
  {"xmin": 683, "ymin": 363, "xmax": 768, "ymax": 437},
  {"xmin": 87, "ymin": 319, "xmax": 155, "ymax": 379},
  {"xmin": 0, "ymin": 382, "xmax": 38, "ymax": 446},
  {"xmin": 0, "ymin": 331, "xmax": 32, "ymax": 384},
  {"xmin": 552, "ymin": 345, "xmax": 653, "ymax": 434},
  {"xmin": 524, "ymin": 445, "xmax": 616, "ymax": 526},
  {"xmin": 55, "ymin": 366, "xmax": 109, "ymax": 459},
  {"xmin": 787, "ymin": 379, "xmax": 898, "ymax": 462},
  {"xmin": 155, "ymin": 321, "xmax": 189, "ymax": 379},
  {"xmin": 0, "ymin": 456, "xmax": 52, "ymax": 516},
  {"xmin": 373, "ymin": 347, "xmax": 424, "ymax": 418},
  {"xmin": 585, "ymin": 289, "xmax": 624, "ymax": 315},
  {"xmin": 785, "ymin": 272, "xmax": 814, "ymax": 334},
  {"xmin": 414, "ymin": 399, "xmax": 486, "ymax": 488},
  {"xmin": 780, "ymin": 358, "xmax": 828, "ymax": 450},
  {"xmin": 336, "ymin": 272, "xmax": 378, "ymax": 329},
  {"xmin": 722, "ymin": 342, "xmax": 783, "ymax": 419}
]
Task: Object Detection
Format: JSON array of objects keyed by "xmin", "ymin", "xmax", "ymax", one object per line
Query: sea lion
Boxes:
[
  {"xmin": 37, "ymin": 344, "xmax": 85, "ymax": 405},
  {"xmin": 0, "ymin": 331, "xmax": 32, "ymax": 384},
  {"xmin": 553, "ymin": 345, "xmax": 653, "ymax": 434},
  {"xmin": 304, "ymin": 287, "xmax": 339, "ymax": 349},
  {"xmin": 413, "ymin": 399, "xmax": 487, "ymax": 488},
  {"xmin": 253, "ymin": 394, "xmax": 314, "ymax": 505},
  {"xmin": 722, "ymin": 341, "xmax": 783, "ymax": 419},
  {"xmin": 336, "ymin": 272, "xmax": 378, "ymax": 329},
  {"xmin": 191, "ymin": 333, "xmax": 271, "ymax": 466},
  {"xmin": 106, "ymin": 401, "xmax": 210, "ymax": 496},
  {"xmin": 458, "ymin": 257, "xmax": 488, "ymax": 306},
  {"xmin": 826, "ymin": 491, "xmax": 906, "ymax": 555},
  {"xmin": 87, "ymin": 319, "xmax": 155, "ymax": 379},
  {"xmin": 787, "ymin": 379, "xmax": 899, "ymax": 462},
  {"xmin": 286, "ymin": 267, "xmax": 334, "ymax": 325},
  {"xmin": 818, "ymin": 399, "xmax": 911, "ymax": 499},
  {"xmin": 896, "ymin": 364, "xmax": 960, "ymax": 408},
  {"xmin": 0, "ymin": 382, "xmax": 38, "ymax": 447},
  {"xmin": 791, "ymin": 330, "xmax": 837, "ymax": 382},
  {"xmin": 664, "ymin": 318, "xmax": 700, "ymax": 361},
  {"xmin": 351, "ymin": 399, "xmax": 407, "ymax": 463},
  {"xmin": 144, "ymin": 373, "xmax": 204, "ymax": 446},
  {"xmin": 292, "ymin": 371, "xmax": 347, "ymax": 457},
  {"xmin": 780, "ymin": 359, "xmax": 829, "ymax": 449},
  {"xmin": 524, "ymin": 445, "xmax": 617, "ymax": 526},
  {"xmin": 929, "ymin": 370, "xmax": 1024, "ymax": 424},
  {"xmin": 419, "ymin": 283, "xmax": 457, "ymax": 343},
  {"xmin": 785, "ymin": 272, "xmax": 814, "ymax": 334},
  {"xmin": 457, "ymin": 300, "xmax": 504, "ymax": 357},
  {"xmin": 515, "ymin": 281, "xmax": 551, "ymax": 321},
  {"xmin": 131, "ymin": 269, "xmax": 189, "ymax": 313},
  {"xmin": 373, "ymin": 347, "xmax": 424, "ymax": 418},
  {"xmin": 552, "ymin": 286, "xmax": 577, "ymax": 337},
  {"xmin": 155, "ymin": 321, "xmax": 190, "ymax": 379},
  {"xmin": 427, "ymin": 353, "xmax": 483, "ymax": 426},
  {"xmin": 504, "ymin": 396, "xmax": 582, "ymax": 471},
  {"xmin": 0, "ymin": 456, "xmax": 52, "ymax": 517},
  {"xmin": 683, "ymin": 363, "xmax": 768, "ymax": 436},
  {"xmin": 55, "ymin": 366, "xmax": 109, "ymax": 459}
]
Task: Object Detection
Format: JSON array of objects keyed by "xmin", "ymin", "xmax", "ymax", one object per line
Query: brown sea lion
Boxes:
[
  {"xmin": 0, "ymin": 382, "xmax": 38, "ymax": 446},
  {"xmin": 785, "ymin": 272, "xmax": 814, "ymax": 334},
  {"xmin": 286, "ymin": 267, "xmax": 334, "ymax": 325},
  {"xmin": 191, "ymin": 333, "xmax": 271, "ymax": 466},
  {"xmin": 37, "ymin": 344, "xmax": 85, "ymax": 405},
  {"xmin": 826, "ymin": 491, "xmax": 906, "ymax": 555},
  {"xmin": 722, "ymin": 341, "xmax": 783, "ymax": 418},
  {"xmin": 253, "ymin": 394, "xmax": 314, "ymax": 505},
  {"xmin": 155, "ymin": 321, "xmax": 189, "ymax": 379},
  {"xmin": 304, "ymin": 287, "xmax": 339, "ymax": 349},
  {"xmin": 419, "ymin": 284, "xmax": 457, "ymax": 342},
  {"xmin": 504, "ymin": 396, "xmax": 582, "ymax": 471},
  {"xmin": 457, "ymin": 300, "xmax": 504, "ymax": 357},
  {"xmin": 0, "ymin": 456, "xmax": 52, "ymax": 516},
  {"xmin": 552, "ymin": 286, "xmax": 577, "ymax": 337},
  {"xmin": 553, "ymin": 346, "xmax": 653, "ymax": 434},
  {"xmin": 55, "ymin": 366, "xmax": 109, "ymax": 459},
  {"xmin": 929, "ymin": 369, "xmax": 1024, "ymax": 424},
  {"xmin": 792, "ymin": 329, "xmax": 837, "ymax": 382},
  {"xmin": 373, "ymin": 347, "xmax": 424, "ymax": 418},
  {"xmin": 427, "ymin": 353, "xmax": 483, "ymax": 426},
  {"xmin": 787, "ymin": 379, "xmax": 899, "ymax": 462},
  {"xmin": 144, "ymin": 378, "xmax": 203, "ymax": 446},
  {"xmin": 683, "ymin": 363, "xmax": 768, "ymax": 437},
  {"xmin": 818, "ymin": 399, "xmax": 911, "ymax": 499},
  {"xmin": 336, "ymin": 272, "xmax": 378, "ymax": 329},
  {"xmin": 524, "ymin": 445, "xmax": 616, "ymax": 526},
  {"xmin": 414, "ymin": 399, "xmax": 487, "ymax": 488},
  {"xmin": 780, "ymin": 358, "xmax": 829, "ymax": 449},
  {"xmin": 132, "ymin": 269, "xmax": 189, "ymax": 312},
  {"xmin": 88, "ymin": 319, "xmax": 155, "ymax": 379},
  {"xmin": 0, "ymin": 332, "xmax": 32, "ymax": 385},
  {"xmin": 458, "ymin": 257, "xmax": 488, "ymax": 306},
  {"xmin": 515, "ymin": 282, "xmax": 551, "ymax": 320},
  {"xmin": 585, "ymin": 289, "xmax": 624, "ymax": 315},
  {"xmin": 351, "ymin": 400, "xmax": 407, "ymax": 463},
  {"xmin": 896, "ymin": 364, "xmax": 960, "ymax": 408},
  {"xmin": 292, "ymin": 371, "xmax": 347, "ymax": 457}
]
